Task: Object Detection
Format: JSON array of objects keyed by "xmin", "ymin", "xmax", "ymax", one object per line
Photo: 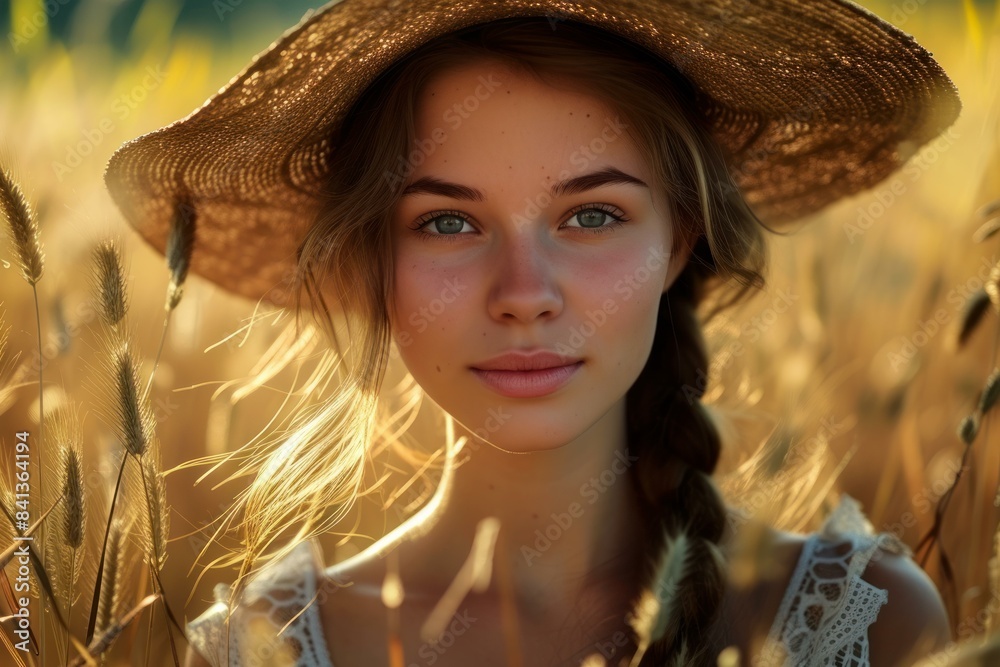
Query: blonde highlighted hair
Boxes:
[{"xmin": 210, "ymin": 17, "xmax": 778, "ymax": 665}]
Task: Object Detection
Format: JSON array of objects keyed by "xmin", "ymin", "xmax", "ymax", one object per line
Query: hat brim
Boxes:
[{"xmin": 104, "ymin": 0, "xmax": 962, "ymax": 306}]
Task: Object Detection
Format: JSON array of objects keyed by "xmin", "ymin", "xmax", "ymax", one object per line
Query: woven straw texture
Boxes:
[{"xmin": 104, "ymin": 0, "xmax": 962, "ymax": 305}]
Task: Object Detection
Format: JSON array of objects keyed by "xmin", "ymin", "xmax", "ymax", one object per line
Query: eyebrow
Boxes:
[{"xmin": 399, "ymin": 166, "xmax": 649, "ymax": 201}]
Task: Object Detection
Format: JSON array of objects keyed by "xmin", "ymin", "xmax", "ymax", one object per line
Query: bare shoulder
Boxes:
[{"xmin": 861, "ymin": 544, "xmax": 952, "ymax": 667}]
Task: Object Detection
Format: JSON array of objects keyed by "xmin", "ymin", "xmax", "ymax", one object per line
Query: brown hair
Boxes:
[{"xmin": 235, "ymin": 16, "xmax": 770, "ymax": 665}]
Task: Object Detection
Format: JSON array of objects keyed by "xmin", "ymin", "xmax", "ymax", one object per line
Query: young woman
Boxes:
[{"xmin": 104, "ymin": 1, "xmax": 962, "ymax": 665}]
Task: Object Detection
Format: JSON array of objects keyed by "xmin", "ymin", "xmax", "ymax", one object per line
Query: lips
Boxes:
[
  {"xmin": 470, "ymin": 349, "xmax": 582, "ymax": 371},
  {"xmin": 469, "ymin": 350, "xmax": 583, "ymax": 398}
]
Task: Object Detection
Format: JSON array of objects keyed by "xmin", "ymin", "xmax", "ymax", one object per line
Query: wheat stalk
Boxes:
[
  {"xmin": 145, "ymin": 198, "xmax": 197, "ymax": 402},
  {"xmin": 628, "ymin": 530, "xmax": 690, "ymax": 667},
  {"xmin": 0, "ymin": 155, "xmax": 51, "ymax": 662},
  {"xmin": 0, "ymin": 312, "xmax": 19, "ymax": 417},
  {"xmin": 62, "ymin": 448, "xmax": 84, "ymax": 551},
  {"xmin": 91, "ymin": 240, "xmax": 129, "ymax": 330},
  {"xmin": 135, "ymin": 459, "xmax": 180, "ymax": 667},
  {"xmin": 165, "ymin": 198, "xmax": 196, "ymax": 311},
  {"xmin": 39, "ymin": 401, "xmax": 86, "ymax": 666},
  {"xmin": 95, "ymin": 518, "xmax": 125, "ymax": 642},
  {"xmin": 139, "ymin": 454, "xmax": 168, "ymax": 570},
  {"xmin": 112, "ymin": 341, "xmax": 151, "ymax": 459},
  {"xmin": 84, "ymin": 235, "xmax": 182, "ymax": 664},
  {"xmin": 0, "ymin": 161, "xmax": 43, "ymax": 286}
]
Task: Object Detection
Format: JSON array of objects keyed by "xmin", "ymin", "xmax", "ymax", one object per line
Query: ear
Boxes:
[{"xmin": 662, "ymin": 220, "xmax": 698, "ymax": 293}]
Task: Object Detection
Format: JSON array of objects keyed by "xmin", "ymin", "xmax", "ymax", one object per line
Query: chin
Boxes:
[{"xmin": 451, "ymin": 412, "xmax": 585, "ymax": 455}]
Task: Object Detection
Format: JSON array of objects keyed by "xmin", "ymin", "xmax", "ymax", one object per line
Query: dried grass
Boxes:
[{"xmin": 0, "ymin": 160, "xmax": 43, "ymax": 286}]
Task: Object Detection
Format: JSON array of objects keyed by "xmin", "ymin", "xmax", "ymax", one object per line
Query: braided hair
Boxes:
[{"xmin": 626, "ymin": 264, "xmax": 730, "ymax": 665}]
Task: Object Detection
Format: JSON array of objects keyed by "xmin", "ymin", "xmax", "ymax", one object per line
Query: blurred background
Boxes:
[{"xmin": 0, "ymin": 0, "xmax": 999, "ymax": 664}]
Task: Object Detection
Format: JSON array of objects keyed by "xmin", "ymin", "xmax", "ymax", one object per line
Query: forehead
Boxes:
[{"xmin": 409, "ymin": 61, "xmax": 647, "ymax": 188}]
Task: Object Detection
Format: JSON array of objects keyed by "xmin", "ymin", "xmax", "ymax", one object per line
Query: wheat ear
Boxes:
[
  {"xmin": 95, "ymin": 519, "xmax": 125, "ymax": 639},
  {"xmin": 0, "ymin": 161, "xmax": 43, "ymax": 285},
  {"xmin": 628, "ymin": 530, "xmax": 690, "ymax": 667},
  {"xmin": 144, "ymin": 199, "xmax": 196, "ymax": 403},
  {"xmin": 92, "ymin": 240, "xmax": 129, "ymax": 330},
  {"xmin": 165, "ymin": 198, "xmax": 196, "ymax": 311}
]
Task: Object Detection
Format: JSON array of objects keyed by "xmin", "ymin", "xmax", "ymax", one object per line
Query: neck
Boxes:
[{"xmin": 398, "ymin": 398, "xmax": 651, "ymax": 618}]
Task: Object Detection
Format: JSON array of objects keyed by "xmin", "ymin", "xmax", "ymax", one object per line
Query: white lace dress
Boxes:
[{"xmin": 187, "ymin": 493, "xmax": 910, "ymax": 666}]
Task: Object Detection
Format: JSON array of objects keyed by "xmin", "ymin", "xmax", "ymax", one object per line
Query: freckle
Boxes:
[
  {"xmin": 436, "ymin": 365, "xmax": 442, "ymax": 372},
  {"xmin": 532, "ymin": 512, "xmax": 538, "ymax": 519},
  {"xmin": 489, "ymin": 484, "xmax": 495, "ymax": 490}
]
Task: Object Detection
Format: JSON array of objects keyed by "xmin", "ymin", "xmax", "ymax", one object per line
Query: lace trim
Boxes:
[
  {"xmin": 186, "ymin": 540, "xmax": 333, "ymax": 666},
  {"xmin": 753, "ymin": 493, "xmax": 906, "ymax": 667},
  {"xmin": 187, "ymin": 493, "xmax": 906, "ymax": 667}
]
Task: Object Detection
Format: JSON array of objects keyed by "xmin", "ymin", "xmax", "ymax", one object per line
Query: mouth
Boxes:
[{"xmin": 469, "ymin": 361, "xmax": 584, "ymax": 398}]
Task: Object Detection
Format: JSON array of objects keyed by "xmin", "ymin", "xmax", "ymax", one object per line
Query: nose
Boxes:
[{"xmin": 486, "ymin": 231, "xmax": 564, "ymax": 323}]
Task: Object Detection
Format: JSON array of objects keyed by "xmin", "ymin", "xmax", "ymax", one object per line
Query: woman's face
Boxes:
[{"xmin": 389, "ymin": 60, "xmax": 692, "ymax": 452}]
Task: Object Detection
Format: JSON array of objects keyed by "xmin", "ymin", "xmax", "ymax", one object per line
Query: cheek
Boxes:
[
  {"xmin": 578, "ymin": 242, "xmax": 668, "ymax": 316},
  {"xmin": 390, "ymin": 251, "xmax": 471, "ymax": 353},
  {"xmin": 573, "ymin": 243, "xmax": 667, "ymax": 375}
]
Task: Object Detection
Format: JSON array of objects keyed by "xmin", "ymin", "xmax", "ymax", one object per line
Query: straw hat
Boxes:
[{"xmin": 104, "ymin": 0, "xmax": 961, "ymax": 306}]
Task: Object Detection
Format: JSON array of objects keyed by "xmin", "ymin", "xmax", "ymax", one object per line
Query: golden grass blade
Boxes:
[
  {"xmin": 91, "ymin": 239, "xmax": 129, "ymax": 328},
  {"xmin": 0, "ymin": 491, "xmax": 74, "ymax": 657},
  {"xmin": 165, "ymin": 198, "xmax": 196, "ymax": 311},
  {"xmin": 0, "ymin": 313, "xmax": 19, "ymax": 419},
  {"xmin": 41, "ymin": 400, "xmax": 86, "ymax": 628},
  {"xmin": 0, "ymin": 160, "xmax": 43, "ymax": 286},
  {"xmin": 145, "ymin": 558, "xmax": 183, "ymax": 665},
  {"xmin": 62, "ymin": 447, "xmax": 84, "ymax": 550},
  {"xmin": 113, "ymin": 342, "xmax": 151, "ymax": 458},
  {"xmin": 143, "ymin": 199, "xmax": 195, "ymax": 404},
  {"xmin": 95, "ymin": 519, "xmax": 125, "ymax": 640},
  {"xmin": 139, "ymin": 454, "xmax": 168, "ymax": 570},
  {"xmin": 85, "ymin": 456, "xmax": 127, "ymax": 645},
  {"xmin": 69, "ymin": 594, "xmax": 160, "ymax": 667},
  {"xmin": 1, "ymin": 158, "xmax": 48, "ymax": 659},
  {"xmin": 628, "ymin": 531, "xmax": 690, "ymax": 667}
]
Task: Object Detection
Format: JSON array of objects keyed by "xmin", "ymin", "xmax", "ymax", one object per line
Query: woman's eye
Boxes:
[
  {"xmin": 413, "ymin": 213, "xmax": 473, "ymax": 237},
  {"xmin": 562, "ymin": 204, "xmax": 630, "ymax": 232},
  {"xmin": 409, "ymin": 204, "xmax": 630, "ymax": 241},
  {"xmin": 408, "ymin": 212, "xmax": 475, "ymax": 241}
]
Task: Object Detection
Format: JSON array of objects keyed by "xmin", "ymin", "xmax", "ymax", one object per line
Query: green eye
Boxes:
[{"xmin": 410, "ymin": 203, "xmax": 630, "ymax": 242}]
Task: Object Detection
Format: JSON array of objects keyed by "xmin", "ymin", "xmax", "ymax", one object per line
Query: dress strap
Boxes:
[
  {"xmin": 753, "ymin": 493, "xmax": 902, "ymax": 667},
  {"xmin": 186, "ymin": 539, "xmax": 333, "ymax": 666}
]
